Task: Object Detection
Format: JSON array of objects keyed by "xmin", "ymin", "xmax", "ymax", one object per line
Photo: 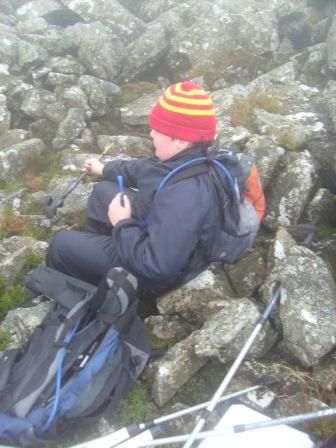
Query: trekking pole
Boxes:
[
  {"xmin": 69, "ymin": 385, "xmax": 261, "ymax": 448},
  {"xmin": 182, "ymin": 281, "xmax": 281, "ymax": 448},
  {"xmin": 43, "ymin": 145, "xmax": 112, "ymax": 219},
  {"xmin": 132, "ymin": 407, "xmax": 336, "ymax": 447}
]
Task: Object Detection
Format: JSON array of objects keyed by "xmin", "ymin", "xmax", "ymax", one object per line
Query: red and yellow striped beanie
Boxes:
[{"xmin": 149, "ymin": 81, "xmax": 216, "ymax": 142}]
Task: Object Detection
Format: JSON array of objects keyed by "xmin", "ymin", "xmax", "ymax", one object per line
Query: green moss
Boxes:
[
  {"xmin": 0, "ymin": 179, "xmax": 7, "ymax": 190},
  {"xmin": 117, "ymin": 82, "xmax": 159, "ymax": 106},
  {"xmin": 116, "ymin": 382, "xmax": 149, "ymax": 427},
  {"xmin": 317, "ymin": 224, "xmax": 336, "ymax": 241},
  {"xmin": 91, "ymin": 114, "xmax": 121, "ymax": 138},
  {"xmin": 145, "ymin": 324, "xmax": 178, "ymax": 351},
  {"xmin": 0, "ymin": 330, "xmax": 11, "ymax": 350},
  {"xmin": 23, "ymin": 251, "xmax": 42, "ymax": 270},
  {"xmin": 0, "ymin": 179, "xmax": 25, "ymax": 194},
  {"xmin": 176, "ymin": 362, "xmax": 228, "ymax": 405},
  {"xmin": 0, "ymin": 282, "xmax": 27, "ymax": 321}
]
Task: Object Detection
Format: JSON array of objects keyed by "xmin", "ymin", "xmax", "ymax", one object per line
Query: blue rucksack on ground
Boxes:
[{"xmin": 0, "ymin": 266, "xmax": 151, "ymax": 446}]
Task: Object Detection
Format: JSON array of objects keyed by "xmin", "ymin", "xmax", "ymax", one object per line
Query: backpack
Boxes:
[
  {"xmin": 0, "ymin": 266, "xmax": 151, "ymax": 447},
  {"xmin": 156, "ymin": 148, "xmax": 265, "ymax": 265}
]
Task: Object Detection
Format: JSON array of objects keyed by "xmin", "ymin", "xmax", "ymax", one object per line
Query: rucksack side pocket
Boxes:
[{"xmin": 210, "ymin": 202, "xmax": 259, "ymax": 264}]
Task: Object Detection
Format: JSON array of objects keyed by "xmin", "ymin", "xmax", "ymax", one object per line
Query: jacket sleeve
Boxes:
[
  {"xmin": 111, "ymin": 180, "xmax": 208, "ymax": 281},
  {"xmin": 102, "ymin": 159, "xmax": 147, "ymax": 188}
]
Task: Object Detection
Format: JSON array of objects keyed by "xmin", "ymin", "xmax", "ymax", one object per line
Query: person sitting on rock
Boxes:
[{"xmin": 46, "ymin": 81, "xmax": 224, "ymax": 297}]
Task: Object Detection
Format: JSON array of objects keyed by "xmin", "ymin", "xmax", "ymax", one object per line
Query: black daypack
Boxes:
[
  {"xmin": 0, "ymin": 266, "xmax": 151, "ymax": 447},
  {"xmin": 155, "ymin": 148, "xmax": 265, "ymax": 264}
]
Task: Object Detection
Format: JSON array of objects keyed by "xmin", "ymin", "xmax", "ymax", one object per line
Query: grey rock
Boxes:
[
  {"xmin": 244, "ymin": 135, "xmax": 285, "ymax": 191},
  {"xmin": 21, "ymin": 26, "xmax": 65, "ymax": 55},
  {"xmin": 49, "ymin": 56, "xmax": 86, "ymax": 76},
  {"xmin": 0, "ymin": 138, "xmax": 46, "ymax": 182},
  {"xmin": 224, "ymin": 250, "xmax": 267, "ymax": 298},
  {"xmin": 97, "ymin": 135, "xmax": 152, "ymax": 158},
  {"xmin": 263, "ymin": 151, "xmax": 317, "ymax": 230},
  {"xmin": 136, "ymin": 0, "xmax": 181, "ymax": 21},
  {"xmin": 145, "ymin": 315, "xmax": 193, "ymax": 342},
  {"xmin": 58, "ymin": 86, "xmax": 92, "ymax": 119},
  {"xmin": 313, "ymin": 355, "xmax": 336, "ymax": 391},
  {"xmin": 301, "ymin": 43, "xmax": 327, "ymax": 76},
  {"xmin": 262, "ymin": 230, "xmax": 336, "ymax": 367},
  {"xmin": 167, "ymin": 1, "xmax": 279, "ymax": 80},
  {"xmin": 151, "ymin": 332, "xmax": 207, "ymax": 407},
  {"xmin": 60, "ymin": 0, "xmax": 145, "ymax": 43},
  {"xmin": 121, "ymin": 20, "xmax": 171, "ymax": 82},
  {"xmin": 78, "ymin": 75, "xmax": 121, "ymax": 117},
  {"xmin": 0, "ymin": 128, "xmax": 31, "ymax": 151},
  {"xmin": 21, "ymin": 87, "xmax": 66, "ymax": 123},
  {"xmin": 0, "ymin": 188, "xmax": 26, "ymax": 216},
  {"xmin": 324, "ymin": 81, "xmax": 336, "ymax": 133},
  {"xmin": 0, "ymin": 63, "xmax": 11, "ymax": 93},
  {"xmin": 308, "ymin": 139, "xmax": 336, "ymax": 194},
  {"xmin": 194, "ymin": 298, "xmax": 278, "ymax": 363},
  {"xmin": 120, "ymin": 89, "xmax": 161, "ymax": 126},
  {"xmin": 306, "ymin": 188, "xmax": 336, "ymax": 227},
  {"xmin": 0, "ymin": 236, "xmax": 48, "ymax": 287},
  {"xmin": 61, "ymin": 22, "xmax": 125, "ymax": 82},
  {"xmin": 0, "ymin": 93, "xmax": 10, "ymax": 134},
  {"xmin": 15, "ymin": 16, "xmax": 48, "ymax": 34},
  {"xmin": 254, "ymin": 108, "xmax": 326, "ymax": 150},
  {"xmin": 53, "ymin": 108, "xmax": 86, "ymax": 149},
  {"xmin": 157, "ymin": 265, "xmax": 234, "ymax": 324},
  {"xmin": 0, "ymin": 300, "xmax": 52, "ymax": 349},
  {"xmin": 47, "ymin": 72, "xmax": 78, "ymax": 87},
  {"xmin": 327, "ymin": 13, "xmax": 336, "ymax": 71},
  {"xmin": 17, "ymin": 39, "xmax": 48, "ymax": 69},
  {"xmin": 46, "ymin": 175, "xmax": 93, "ymax": 224},
  {"xmin": 0, "ymin": 23, "xmax": 19, "ymax": 65},
  {"xmin": 313, "ymin": 239, "xmax": 336, "ymax": 280},
  {"xmin": 15, "ymin": 0, "xmax": 64, "ymax": 19}
]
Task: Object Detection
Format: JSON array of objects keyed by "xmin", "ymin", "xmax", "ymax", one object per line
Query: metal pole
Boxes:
[
  {"xmin": 132, "ymin": 407, "xmax": 336, "ymax": 447},
  {"xmin": 69, "ymin": 385, "xmax": 261, "ymax": 448},
  {"xmin": 182, "ymin": 283, "xmax": 281, "ymax": 448}
]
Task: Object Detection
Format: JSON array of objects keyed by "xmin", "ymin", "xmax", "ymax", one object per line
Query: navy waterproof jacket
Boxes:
[{"xmin": 102, "ymin": 146, "xmax": 220, "ymax": 296}]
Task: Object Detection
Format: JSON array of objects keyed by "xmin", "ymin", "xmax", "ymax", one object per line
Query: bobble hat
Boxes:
[{"xmin": 149, "ymin": 81, "xmax": 216, "ymax": 142}]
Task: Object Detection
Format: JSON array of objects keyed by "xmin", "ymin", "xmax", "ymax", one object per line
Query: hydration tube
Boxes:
[
  {"xmin": 35, "ymin": 320, "xmax": 81, "ymax": 435},
  {"xmin": 156, "ymin": 157, "xmax": 236, "ymax": 199}
]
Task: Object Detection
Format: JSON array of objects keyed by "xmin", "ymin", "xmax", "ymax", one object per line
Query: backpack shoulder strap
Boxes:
[
  {"xmin": 156, "ymin": 157, "xmax": 209, "ymax": 194},
  {"xmin": 168, "ymin": 162, "xmax": 210, "ymax": 184}
]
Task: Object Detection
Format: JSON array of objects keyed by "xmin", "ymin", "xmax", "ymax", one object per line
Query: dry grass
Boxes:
[{"xmin": 231, "ymin": 88, "xmax": 283, "ymax": 129}]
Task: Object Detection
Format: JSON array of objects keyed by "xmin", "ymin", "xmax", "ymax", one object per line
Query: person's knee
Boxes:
[
  {"xmin": 46, "ymin": 230, "xmax": 71, "ymax": 269},
  {"xmin": 90, "ymin": 181, "xmax": 117, "ymax": 202}
]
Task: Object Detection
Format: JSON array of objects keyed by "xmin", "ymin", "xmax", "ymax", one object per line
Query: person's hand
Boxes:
[
  {"xmin": 108, "ymin": 193, "xmax": 131, "ymax": 226},
  {"xmin": 84, "ymin": 158, "xmax": 104, "ymax": 176}
]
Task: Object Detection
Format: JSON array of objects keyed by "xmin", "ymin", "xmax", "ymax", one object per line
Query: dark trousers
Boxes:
[{"xmin": 46, "ymin": 181, "xmax": 137, "ymax": 286}]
